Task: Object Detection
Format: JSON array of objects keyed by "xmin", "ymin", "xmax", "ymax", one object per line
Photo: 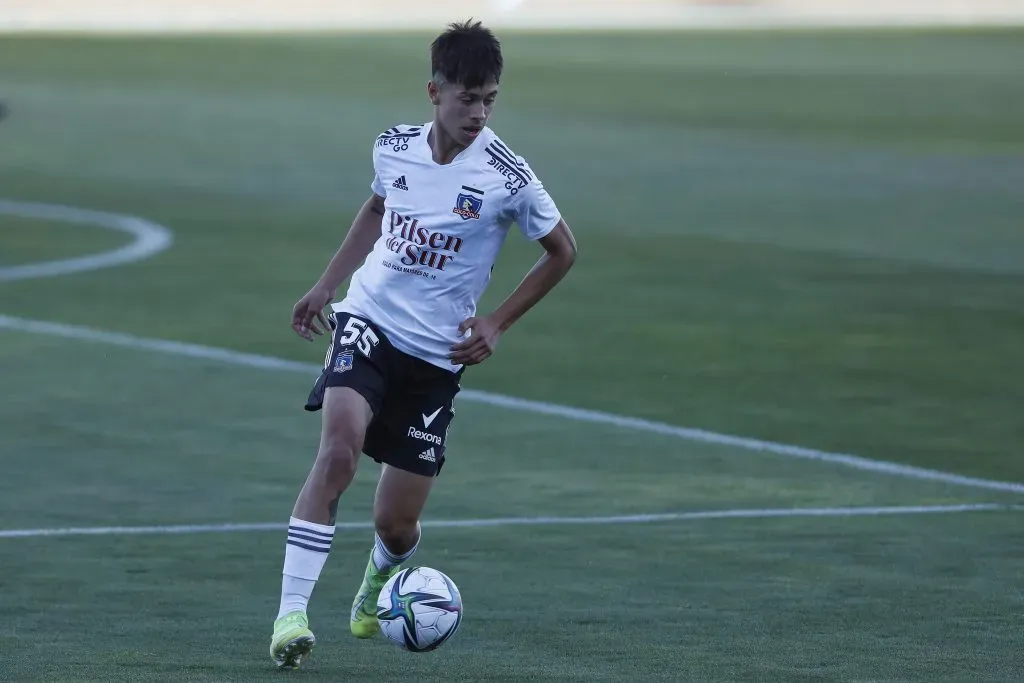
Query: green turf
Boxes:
[
  {"xmin": 0, "ymin": 339, "xmax": 1021, "ymax": 682},
  {"xmin": 1, "ymin": 28, "xmax": 1022, "ymax": 681},
  {"xmin": 3, "ymin": 515, "xmax": 1022, "ymax": 683},
  {"xmin": 0, "ymin": 216, "xmax": 129, "ymax": 266}
]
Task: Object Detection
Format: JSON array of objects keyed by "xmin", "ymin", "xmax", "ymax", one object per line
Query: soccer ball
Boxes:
[{"xmin": 376, "ymin": 566, "xmax": 463, "ymax": 652}]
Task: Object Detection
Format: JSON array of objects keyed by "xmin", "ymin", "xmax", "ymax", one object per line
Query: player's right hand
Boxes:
[{"xmin": 291, "ymin": 284, "xmax": 334, "ymax": 341}]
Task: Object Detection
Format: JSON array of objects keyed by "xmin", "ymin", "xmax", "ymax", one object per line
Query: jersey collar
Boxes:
[{"xmin": 421, "ymin": 121, "xmax": 488, "ymax": 167}]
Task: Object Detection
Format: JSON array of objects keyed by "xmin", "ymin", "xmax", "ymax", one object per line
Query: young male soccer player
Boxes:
[{"xmin": 270, "ymin": 19, "xmax": 578, "ymax": 668}]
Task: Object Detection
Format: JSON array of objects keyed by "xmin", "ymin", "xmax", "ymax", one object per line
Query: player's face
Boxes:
[{"xmin": 431, "ymin": 80, "xmax": 499, "ymax": 147}]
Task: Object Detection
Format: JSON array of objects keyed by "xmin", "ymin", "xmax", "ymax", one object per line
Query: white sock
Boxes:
[
  {"xmin": 279, "ymin": 576, "xmax": 316, "ymax": 619},
  {"xmin": 372, "ymin": 528, "xmax": 420, "ymax": 573},
  {"xmin": 277, "ymin": 517, "xmax": 335, "ymax": 619}
]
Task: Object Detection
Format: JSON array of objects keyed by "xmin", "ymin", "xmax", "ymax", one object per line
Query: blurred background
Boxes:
[{"xmin": 1, "ymin": 2, "xmax": 1022, "ymax": 681}]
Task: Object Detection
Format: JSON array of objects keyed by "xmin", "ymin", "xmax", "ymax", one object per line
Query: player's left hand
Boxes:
[{"xmin": 449, "ymin": 316, "xmax": 501, "ymax": 366}]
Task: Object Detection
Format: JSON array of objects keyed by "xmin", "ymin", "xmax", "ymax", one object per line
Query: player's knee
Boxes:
[
  {"xmin": 317, "ymin": 439, "xmax": 360, "ymax": 484},
  {"xmin": 374, "ymin": 514, "xmax": 419, "ymax": 548}
]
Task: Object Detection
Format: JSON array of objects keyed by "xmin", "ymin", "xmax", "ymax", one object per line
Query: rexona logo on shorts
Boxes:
[{"xmin": 408, "ymin": 426, "xmax": 443, "ymax": 446}]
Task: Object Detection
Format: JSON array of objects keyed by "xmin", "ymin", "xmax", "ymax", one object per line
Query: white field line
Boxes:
[
  {"xmin": 2, "ymin": 504, "xmax": 1021, "ymax": 540},
  {"xmin": 0, "ymin": 315, "xmax": 1022, "ymax": 495},
  {"xmin": 0, "ymin": 199, "xmax": 173, "ymax": 282},
  {"xmin": 2, "ymin": 200, "xmax": 1022, "ymax": 499}
]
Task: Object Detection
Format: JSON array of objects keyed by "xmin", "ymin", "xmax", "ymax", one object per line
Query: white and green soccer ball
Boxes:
[{"xmin": 376, "ymin": 566, "xmax": 463, "ymax": 652}]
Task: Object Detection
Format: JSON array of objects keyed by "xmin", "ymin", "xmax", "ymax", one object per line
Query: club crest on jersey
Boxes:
[
  {"xmin": 333, "ymin": 349, "xmax": 354, "ymax": 374},
  {"xmin": 453, "ymin": 191, "xmax": 483, "ymax": 221}
]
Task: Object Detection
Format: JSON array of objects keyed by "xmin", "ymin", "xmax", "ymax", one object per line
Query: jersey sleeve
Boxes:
[
  {"xmin": 513, "ymin": 176, "xmax": 561, "ymax": 241},
  {"xmin": 370, "ymin": 172, "xmax": 386, "ymax": 198}
]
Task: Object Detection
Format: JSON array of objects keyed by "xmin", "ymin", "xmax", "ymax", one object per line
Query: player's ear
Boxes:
[{"xmin": 427, "ymin": 80, "xmax": 441, "ymax": 106}]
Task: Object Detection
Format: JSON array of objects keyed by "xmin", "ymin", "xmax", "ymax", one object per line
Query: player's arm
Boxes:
[
  {"xmin": 291, "ymin": 193, "xmax": 386, "ymax": 341},
  {"xmin": 449, "ymin": 218, "xmax": 577, "ymax": 366},
  {"xmin": 313, "ymin": 193, "xmax": 386, "ymax": 295},
  {"xmin": 488, "ymin": 220, "xmax": 577, "ymax": 334}
]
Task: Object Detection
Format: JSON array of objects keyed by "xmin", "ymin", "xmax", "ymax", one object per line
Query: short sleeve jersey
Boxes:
[{"xmin": 332, "ymin": 121, "xmax": 562, "ymax": 372}]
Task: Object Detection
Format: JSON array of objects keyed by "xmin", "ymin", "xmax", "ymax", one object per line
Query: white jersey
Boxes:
[{"xmin": 332, "ymin": 121, "xmax": 561, "ymax": 372}]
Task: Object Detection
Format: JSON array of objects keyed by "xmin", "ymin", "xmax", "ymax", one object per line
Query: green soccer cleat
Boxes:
[
  {"xmin": 350, "ymin": 555, "xmax": 401, "ymax": 639},
  {"xmin": 269, "ymin": 611, "xmax": 315, "ymax": 669}
]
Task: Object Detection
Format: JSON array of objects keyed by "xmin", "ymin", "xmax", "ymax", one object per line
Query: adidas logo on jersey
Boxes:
[
  {"xmin": 392, "ymin": 175, "xmax": 409, "ymax": 191},
  {"xmin": 418, "ymin": 447, "xmax": 437, "ymax": 463}
]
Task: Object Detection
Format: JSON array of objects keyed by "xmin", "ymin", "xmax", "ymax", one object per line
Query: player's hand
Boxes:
[
  {"xmin": 449, "ymin": 316, "xmax": 501, "ymax": 366},
  {"xmin": 291, "ymin": 283, "xmax": 334, "ymax": 342}
]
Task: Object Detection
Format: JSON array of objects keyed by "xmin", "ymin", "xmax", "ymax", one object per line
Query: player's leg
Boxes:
[
  {"xmin": 350, "ymin": 464, "xmax": 435, "ymax": 638},
  {"xmin": 350, "ymin": 359, "xmax": 459, "ymax": 638},
  {"xmin": 271, "ymin": 386, "xmax": 373, "ymax": 668},
  {"xmin": 291, "ymin": 386, "xmax": 372, "ymax": 524},
  {"xmin": 373, "ymin": 463, "xmax": 432, "ymax": 564},
  {"xmin": 271, "ymin": 311, "xmax": 388, "ymax": 668}
]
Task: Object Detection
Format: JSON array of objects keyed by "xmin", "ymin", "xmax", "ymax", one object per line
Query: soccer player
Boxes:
[{"xmin": 269, "ymin": 19, "xmax": 578, "ymax": 668}]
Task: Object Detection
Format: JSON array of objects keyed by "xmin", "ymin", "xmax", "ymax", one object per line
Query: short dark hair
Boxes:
[{"xmin": 430, "ymin": 19, "xmax": 503, "ymax": 89}]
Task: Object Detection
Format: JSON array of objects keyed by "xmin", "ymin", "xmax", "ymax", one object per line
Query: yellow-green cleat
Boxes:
[
  {"xmin": 350, "ymin": 555, "xmax": 401, "ymax": 639},
  {"xmin": 270, "ymin": 611, "xmax": 315, "ymax": 669}
]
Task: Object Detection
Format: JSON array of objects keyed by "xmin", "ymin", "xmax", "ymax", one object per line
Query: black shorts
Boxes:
[{"xmin": 304, "ymin": 311, "xmax": 461, "ymax": 477}]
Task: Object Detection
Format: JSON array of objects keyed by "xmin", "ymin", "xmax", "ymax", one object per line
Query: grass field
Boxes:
[{"xmin": 1, "ymin": 28, "xmax": 1023, "ymax": 682}]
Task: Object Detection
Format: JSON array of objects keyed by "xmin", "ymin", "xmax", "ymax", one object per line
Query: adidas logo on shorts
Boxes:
[{"xmin": 418, "ymin": 447, "xmax": 437, "ymax": 463}]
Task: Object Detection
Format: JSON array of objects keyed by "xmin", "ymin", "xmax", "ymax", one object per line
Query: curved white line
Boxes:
[
  {"xmin": 0, "ymin": 199, "xmax": 173, "ymax": 282},
  {"xmin": 0, "ymin": 503, "xmax": 1020, "ymax": 539}
]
